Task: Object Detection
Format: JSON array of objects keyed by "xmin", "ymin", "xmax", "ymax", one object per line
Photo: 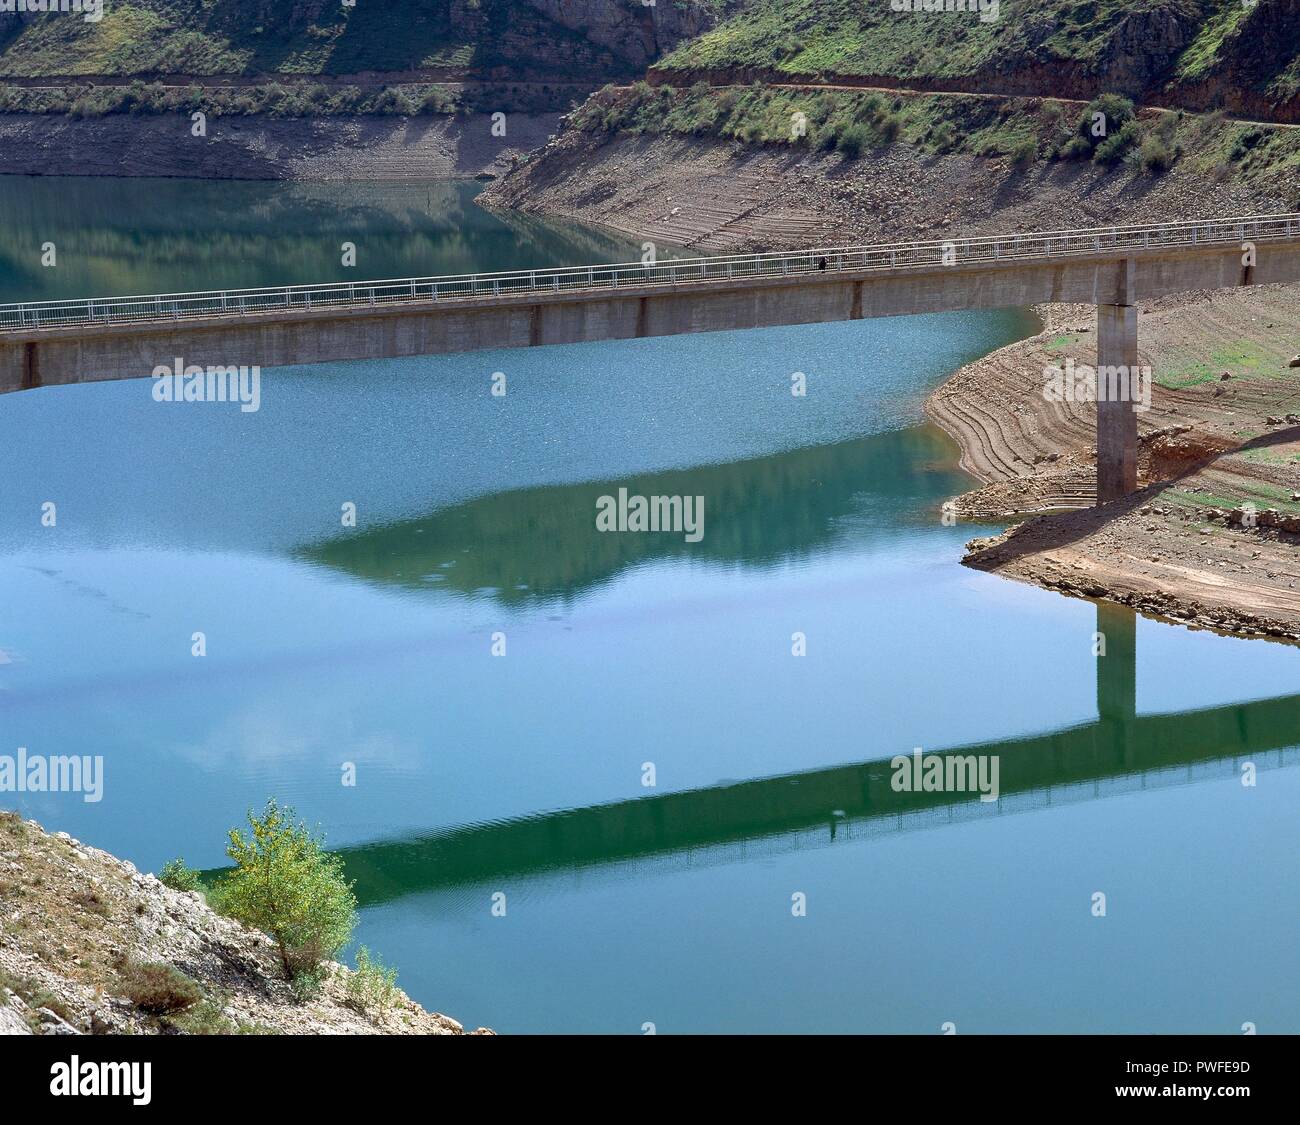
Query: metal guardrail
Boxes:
[{"xmin": 1, "ymin": 213, "xmax": 1296, "ymax": 333}]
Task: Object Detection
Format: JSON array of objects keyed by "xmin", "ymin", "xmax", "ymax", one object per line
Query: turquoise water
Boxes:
[{"xmin": 1, "ymin": 178, "xmax": 1298, "ymax": 1034}]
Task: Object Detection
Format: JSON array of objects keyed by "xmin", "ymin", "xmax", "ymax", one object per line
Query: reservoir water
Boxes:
[{"xmin": 1, "ymin": 177, "xmax": 1298, "ymax": 1034}]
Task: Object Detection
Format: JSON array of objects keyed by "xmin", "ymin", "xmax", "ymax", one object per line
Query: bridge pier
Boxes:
[{"xmin": 1095, "ymin": 301, "xmax": 1139, "ymax": 504}]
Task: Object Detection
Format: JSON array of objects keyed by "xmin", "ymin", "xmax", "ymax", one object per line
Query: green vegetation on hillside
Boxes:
[
  {"xmin": 0, "ymin": 78, "xmax": 573, "ymax": 118},
  {"xmin": 0, "ymin": 0, "xmax": 630, "ymax": 80},
  {"xmin": 656, "ymin": 0, "xmax": 1299, "ymax": 113},
  {"xmin": 571, "ymin": 81, "xmax": 1300, "ymax": 196},
  {"xmin": 211, "ymin": 798, "xmax": 357, "ymax": 981}
]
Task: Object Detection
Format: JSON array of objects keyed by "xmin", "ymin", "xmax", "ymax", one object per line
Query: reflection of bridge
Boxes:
[
  {"xmin": 334, "ymin": 605, "xmax": 1300, "ymax": 907},
  {"xmin": 4, "ymin": 215, "xmax": 1300, "ymax": 502}
]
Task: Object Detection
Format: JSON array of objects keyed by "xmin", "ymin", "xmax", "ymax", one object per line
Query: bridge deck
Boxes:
[{"xmin": 2, "ymin": 213, "xmax": 1297, "ymax": 333}]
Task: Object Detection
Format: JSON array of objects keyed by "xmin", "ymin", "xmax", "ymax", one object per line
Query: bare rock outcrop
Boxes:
[
  {"xmin": 523, "ymin": 0, "xmax": 732, "ymax": 69},
  {"xmin": 0, "ymin": 812, "xmax": 490, "ymax": 1036}
]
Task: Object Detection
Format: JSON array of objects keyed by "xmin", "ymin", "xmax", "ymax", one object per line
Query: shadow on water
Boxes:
[{"xmin": 294, "ymin": 426, "xmax": 967, "ymax": 606}]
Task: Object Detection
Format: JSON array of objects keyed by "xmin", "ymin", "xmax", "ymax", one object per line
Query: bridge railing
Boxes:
[{"xmin": 1, "ymin": 213, "xmax": 1296, "ymax": 333}]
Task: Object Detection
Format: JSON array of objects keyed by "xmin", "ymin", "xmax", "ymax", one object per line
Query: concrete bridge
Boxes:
[{"xmin": 4, "ymin": 213, "xmax": 1299, "ymax": 502}]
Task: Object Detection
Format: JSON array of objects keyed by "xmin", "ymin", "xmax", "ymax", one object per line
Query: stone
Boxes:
[{"xmin": 37, "ymin": 1008, "xmax": 79, "ymax": 1035}]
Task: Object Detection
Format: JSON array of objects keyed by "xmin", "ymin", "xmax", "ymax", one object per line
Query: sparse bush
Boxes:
[
  {"xmin": 117, "ymin": 960, "xmax": 203, "ymax": 1014},
  {"xmin": 346, "ymin": 946, "xmax": 399, "ymax": 1014},
  {"xmin": 1138, "ymin": 134, "xmax": 1177, "ymax": 175},
  {"xmin": 876, "ymin": 112, "xmax": 903, "ymax": 142},
  {"xmin": 836, "ymin": 123, "xmax": 869, "ymax": 158},
  {"xmin": 1010, "ymin": 137, "xmax": 1038, "ymax": 169},
  {"xmin": 1229, "ymin": 127, "xmax": 1266, "ymax": 163},
  {"xmin": 71, "ymin": 889, "xmax": 111, "ymax": 917},
  {"xmin": 159, "ymin": 857, "xmax": 202, "ymax": 893},
  {"xmin": 172, "ymin": 993, "xmax": 277, "ymax": 1035},
  {"xmin": 928, "ymin": 121, "xmax": 958, "ymax": 153},
  {"xmin": 1093, "ymin": 119, "xmax": 1140, "ymax": 166},
  {"xmin": 1057, "ymin": 134, "xmax": 1094, "ymax": 160},
  {"xmin": 215, "ymin": 799, "xmax": 357, "ymax": 980}
]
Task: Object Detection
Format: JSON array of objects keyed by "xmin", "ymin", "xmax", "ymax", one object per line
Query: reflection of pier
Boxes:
[{"xmin": 337, "ymin": 606, "xmax": 1299, "ymax": 905}]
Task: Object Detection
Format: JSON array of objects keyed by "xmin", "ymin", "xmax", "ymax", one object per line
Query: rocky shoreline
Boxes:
[
  {"xmin": 482, "ymin": 125, "xmax": 1300, "ymax": 643},
  {"xmin": 927, "ymin": 291, "xmax": 1300, "ymax": 642},
  {"xmin": 0, "ymin": 813, "xmax": 488, "ymax": 1036},
  {"xmin": 0, "ymin": 112, "xmax": 556, "ymax": 180},
  {"xmin": 479, "ymin": 126, "xmax": 1292, "ymax": 252}
]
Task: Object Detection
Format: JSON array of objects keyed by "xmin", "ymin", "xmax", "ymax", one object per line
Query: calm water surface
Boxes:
[{"xmin": 1, "ymin": 178, "xmax": 1297, "ymax": 1034}]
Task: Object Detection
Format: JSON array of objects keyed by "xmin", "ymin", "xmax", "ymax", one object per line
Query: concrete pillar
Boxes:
[{"xmin": 1096, "ymin": 302, "xmax": 1139, "ymax": 503}]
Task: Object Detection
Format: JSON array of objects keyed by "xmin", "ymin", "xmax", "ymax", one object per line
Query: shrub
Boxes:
[
  {"xmin": 1083, "ymin": 93, "xmax": 1135, "ymax": 136},
  {"xmin": 1065, "ymin": 93, "xmax": 1136, "ymax": 161},
  {"xmin": 1010, "ymin": 137, "xmax": 1038, "ymax": 169},
  {"xmin": 173, "ymin": 994, "xmax": 277, "ymax": 1035},
  {"xmin": 1057, "ymin": 134, "xmax": 1094, "ymax": 161},
  {"xmin": 117, "ymin": 960, "xmax": 203, "ymax": 1014},
  {"xmin": 346, "ymin": 947, "xmax": 399, "ymax": 1014},
  {"xmin": 289, "ymin": 965, "xmax": 327, "ymax": 1002},
  {"xmin": 159, "ymin": 857, "xmax": 201, "ymax": 893},
  {"xmin": 1138, "ymin": 134, "xmax": 1177, "ymax": 175},
  {"xmin": 836, "ymin": 123, "xmax": 869, "ymax": 158},
  {"xmin": 1093, "ymin": 119, "xmax": 1140, "ymax": 166},
  {"xmin": 216, "ymin": 799, "xmax": 357, "ymax": 979},
  {"xmin": 929, "ymin": 121, "xmax": 958, "ymax": 153}
]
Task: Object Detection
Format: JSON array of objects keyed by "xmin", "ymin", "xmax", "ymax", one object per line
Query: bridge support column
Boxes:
[{"xmin": 1095, "ymin": 302, "xmax": 1138, "ymax": 504}]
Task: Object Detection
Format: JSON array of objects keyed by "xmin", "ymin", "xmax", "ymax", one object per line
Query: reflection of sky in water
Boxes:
[{"xmin": 2, "ymin": 181, "xmax": 1299, "ymax": 1034}]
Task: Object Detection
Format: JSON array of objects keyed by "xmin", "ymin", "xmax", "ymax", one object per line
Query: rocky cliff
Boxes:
[{"xmin": 522, "ymin": 0, "xmax": 733, "ymax": 69}]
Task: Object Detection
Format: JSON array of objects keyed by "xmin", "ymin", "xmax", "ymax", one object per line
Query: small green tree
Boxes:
[
  {"xmin": 218, "ymin": 799, "xmax": 357, "ymax": 980},
  {"xmin": 158, "ymin": 857, "xmax": 201, "ymax": 892}
]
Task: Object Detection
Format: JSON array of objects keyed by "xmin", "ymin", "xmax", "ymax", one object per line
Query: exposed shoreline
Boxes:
[
  {"xmin": 483, "ymin": 123, "xmax": 1300, "ymax": 642},
  {"xmin": 926, "ymin": 291, "xmax": 1300, "ymax": 642},
  {"xmin": 0, "ymin": 112, "xmax": 556, "ymax": 180},
  {"xmin": 479, "ymin": 119, "xmax": 1294, "ymax": 252}
]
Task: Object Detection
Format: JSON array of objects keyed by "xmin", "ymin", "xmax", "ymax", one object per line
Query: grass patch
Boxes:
[
  {"xmin": 571, "ymin": 84, "xmax": 1228, "ymax": 182},
  {"xmin": 116, "ymin": 958, "xmax": 203, "ymax": 1015},
  {"xmin": 346, "ymin": 947, "xmax": 399, "ymax": 1015},
  {"xmin": 170, "ymin": 993, "xmax": 278, "ymax": 1035},
  {"xmin": 158, "ymin": 857, "xmax": 202, "ymax": 893}
]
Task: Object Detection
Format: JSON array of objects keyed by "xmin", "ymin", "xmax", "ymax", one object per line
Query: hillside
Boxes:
[
  {"xmin": 486, "ymin": 1, "xmax": 1298, "ymax": 241},
  {"xmin": 0, "ymin": 0, "xmax": 724, "ymax": 81},
  {"xmin": 656, "ymin": 0, "xmax": 1300, "ymax": 122}
]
